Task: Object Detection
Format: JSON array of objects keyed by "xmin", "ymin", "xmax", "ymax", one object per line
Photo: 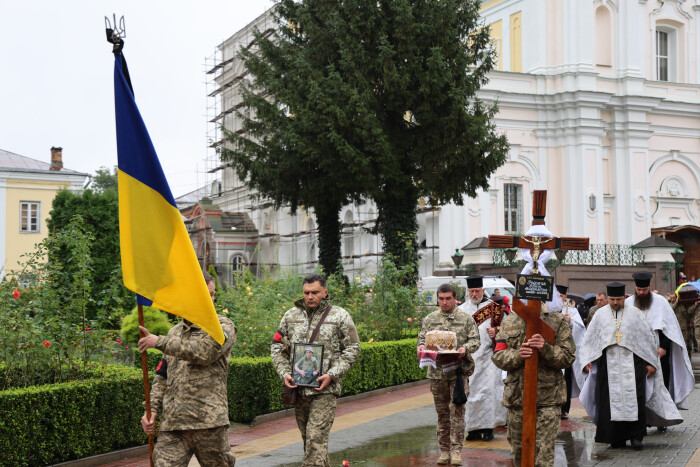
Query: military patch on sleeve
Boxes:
[
  {"xmin": 155, "ymin": 358, "xmax": 168, "ymax": 378},
  {"xmin": 271, "ymin": 329, "xmax": 285, "ymax": 344},
  {"xmin": 494, "ymin": 340, "xmax": 507, "ymax": 352}
]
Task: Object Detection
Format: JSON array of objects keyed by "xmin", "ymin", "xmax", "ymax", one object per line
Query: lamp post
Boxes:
[
  {"xmin": 671, "ymin": 245, "xmax": 686, "ymax": 289},
  {"xmin": 451, "ymin": 248, "xmax": 464, "ymax": 279},
  {"xmin": 504, "ymin": 248, "xmax": 518, "ymax": 265}
]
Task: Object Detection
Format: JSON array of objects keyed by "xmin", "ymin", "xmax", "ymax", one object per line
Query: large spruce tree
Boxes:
[{"xmin": 222, "ymin": 0, "xmax": 508, "ymax": 280}]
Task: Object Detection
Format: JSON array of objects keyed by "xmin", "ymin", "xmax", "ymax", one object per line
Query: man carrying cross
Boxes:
[
  {"xmin": 492, "ymin": 299, "xmax": 575, "ymax": 465},
  {"xmin": 579, "ymin": 282, "xmax": 682, "ymax": 450}
]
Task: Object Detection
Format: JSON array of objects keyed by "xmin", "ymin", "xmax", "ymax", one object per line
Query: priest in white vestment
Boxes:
[
  {"xmin": 625, "ymin": 271, "xmax": 694, "ymax": 417},
  {"xmin": 579, "ymin": 282, "xmax": 682, "ymax": 451},
  {"xmin": 556, "ymin": 284, "xmax": 586, "ymax": 419},
  {"xmin": 458, "ymin": 275, "xmax": 508, "ymax": 441}
]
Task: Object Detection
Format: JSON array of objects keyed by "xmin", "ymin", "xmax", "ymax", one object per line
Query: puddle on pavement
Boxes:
[{"xmin": 279, "ymin": 421, "xmax": 602, "ymax": 467}]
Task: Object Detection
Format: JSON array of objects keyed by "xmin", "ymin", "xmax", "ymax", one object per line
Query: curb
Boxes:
[
  {"xmin": 53, "ymin": 378, "xmax": 429, "ymax": 466},
  {"xmin": 250, "ymin": 378, "xmax": 428, "ymax": 426}
]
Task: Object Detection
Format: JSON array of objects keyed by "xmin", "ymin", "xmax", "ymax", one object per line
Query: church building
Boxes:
[{"xmin": 201, "ymin": 1, "xmax": 700, "ymax": 291}]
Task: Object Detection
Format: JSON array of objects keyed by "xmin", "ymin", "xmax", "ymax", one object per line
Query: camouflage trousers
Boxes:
[
  {"xmin": 295, "ymin": 393, "xmax": 337, "ymax": 467},
  {"xmin": 506, "ymin": 406, "xmax": 560, "ymax": 467},
  {"xmin": 153, "ymin": 426, "xmax": 235, "ymax": 467},
  {"xmin": 429, "ymin": 377, "xmax": 469, "ymax": 453},
  {"xmin": 677, "ymin": 305, "xmax": 695, "ymax": 357}
]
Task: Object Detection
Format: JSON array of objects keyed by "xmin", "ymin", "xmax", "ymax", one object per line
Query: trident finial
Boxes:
[{"xmin": 105, "ymin": 14, "xmax": 126, "ymax": 53}]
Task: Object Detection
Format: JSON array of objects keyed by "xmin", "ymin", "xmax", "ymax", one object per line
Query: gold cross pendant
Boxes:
[{"xmin": 615, "ymin": 330, "xmax": 622, "ymax": 343}]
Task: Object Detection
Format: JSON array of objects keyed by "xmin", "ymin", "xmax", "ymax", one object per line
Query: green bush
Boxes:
[
  {"xmin": 0, "ymin": 365, "xmax": 146, "ymax": 466},
  {"xmin": 120, "ymin": 306, "xmax": 173, "ymax": 345},
  {"xmin": 131, "ymin": 348, "xmax": 163, "ymax": 372},
  {"xmin": 227, "ymin": 338, "xmax": 426, "ymax": 422},
  {"xmin": 217, "ymin": 259, "xmax": 426, "ymax": 358},
  {"xmin": 2, "ymin": 339, "xmax": 425, "ymax": 464}
]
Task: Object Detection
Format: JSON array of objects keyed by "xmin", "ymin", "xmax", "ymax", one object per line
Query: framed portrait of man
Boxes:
[{"xmin": 292, "ymin": 342, "xmax": 324, "ymax": 388}]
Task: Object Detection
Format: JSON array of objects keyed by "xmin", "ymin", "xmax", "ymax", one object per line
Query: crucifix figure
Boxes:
[{"xmin": 488, "ymin": 190, "xmax": 589, "ymax": 467}]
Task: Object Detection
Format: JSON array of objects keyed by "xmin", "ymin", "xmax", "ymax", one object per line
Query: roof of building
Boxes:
[
  {"xmin": 218, "ymin": 212, "xmax": 258, "ymax": 232},
  {"xmin": 176, "ymin": 186, "xmax": 210, "ymax": 207},
  {"xmin": 0, "ymin": 148, "xmax": 87, "ymax": 175},
  {"xmin": 461, "ymin": 237, "xmax": 490, "ymax": 250},
  {"xmin": 634, "ymin": 236, "xmax": 679, "ymax": 248}
]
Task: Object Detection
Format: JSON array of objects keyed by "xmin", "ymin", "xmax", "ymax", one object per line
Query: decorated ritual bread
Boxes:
[{"xmin": 425, "ymin": 330, "xmax": 457, "ymax": 352}]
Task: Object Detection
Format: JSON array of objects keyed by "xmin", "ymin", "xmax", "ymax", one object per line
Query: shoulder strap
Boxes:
[{"xmin": 309, "ymin": 305, "xmax": 332, "ymax": 343}]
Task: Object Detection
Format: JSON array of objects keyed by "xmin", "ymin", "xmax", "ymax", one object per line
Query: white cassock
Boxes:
[
  {"xmin": 561, "ymin": 304, "xmax": 586, "ymax": 398},
  {"xmin": 625, "ymin": 293, "xmax": 694, "ymax": 409},
  {"xmin": 458, "ymin": 298, "xmax": 508, "ymax": 431},
  {"xmin": 579, "ymin": 303, "xmax": 682, "ymax": 427}
]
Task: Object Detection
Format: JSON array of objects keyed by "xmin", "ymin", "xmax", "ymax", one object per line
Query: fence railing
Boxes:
[{"xmin": 493, "ymin": 244, "xmax": 644, "ymax": 267}]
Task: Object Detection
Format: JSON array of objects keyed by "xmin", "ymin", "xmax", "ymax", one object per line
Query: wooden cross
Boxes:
[
  {"xmin": 510, "ymin": 298, "xmax": 555, "ymax": 466},
  {"xmin": 487, "ymin": 190, "xmax": 589, "ymax": 467},
  {"xmin": 488, "ymin": 191, "xmax": 589, "ymax": 274}
]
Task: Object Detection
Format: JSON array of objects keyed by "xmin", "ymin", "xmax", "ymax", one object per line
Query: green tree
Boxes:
[
  {"xmin": 47, "ymin": 189, "xmax": 133, "ymax": 324},
  {"xmin": 91, "ymin": 166, "xmax": 118, "ymax": 193},
  {"xmin": 222, "ymin": 0, "xmax": 508, "ymax": 282},
  {"xmin": 220, "ymin": 1, "xmax": 380, "ymax": 276}
]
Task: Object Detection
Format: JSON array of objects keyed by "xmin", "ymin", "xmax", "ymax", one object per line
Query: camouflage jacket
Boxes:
[
  {"xmin": 271, "ymin": 298, "xmax": 361, "ymax": 397},
  {"xmin": 491, "ymin": 311, "xmax": 575, "ymax": 408},
  {"xmin": 416, "ymin": 306, "xmax": 480, "ymax": 380},
  {"xmin": 149, "ymin": 315, "xmax": 237, "ymax": 431}
]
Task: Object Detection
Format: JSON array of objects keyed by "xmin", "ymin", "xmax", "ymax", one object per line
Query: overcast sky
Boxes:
[{"xmin": 0, "ymin": 0, "xmax": 273, "ymax": 197}]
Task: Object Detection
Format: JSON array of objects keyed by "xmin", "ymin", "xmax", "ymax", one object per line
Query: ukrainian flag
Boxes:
[{"xmin": 113, "ymin": 53, "xmax": 224, "ymax": 345}]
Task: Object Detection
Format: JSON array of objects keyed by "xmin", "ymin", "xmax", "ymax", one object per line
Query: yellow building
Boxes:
[{"xmin": 0, "ymin": 147, "xmax": 89, "ymax": 279}]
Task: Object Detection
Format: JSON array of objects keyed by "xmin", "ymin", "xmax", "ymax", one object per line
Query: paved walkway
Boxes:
[{"xmin": 95, "ymin": 378, "xmax": 700, "ymax": 467}]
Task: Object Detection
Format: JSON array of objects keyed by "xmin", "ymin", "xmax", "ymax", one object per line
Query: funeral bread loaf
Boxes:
[{"xmin": 425, "ymin": 330, "xmax": 457, "ymax": 351}]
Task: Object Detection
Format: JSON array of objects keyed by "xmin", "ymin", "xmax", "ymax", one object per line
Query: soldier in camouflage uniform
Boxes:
[
  {"xmin": 492, "ymin": 304, "xmax": 576, "ymax": 467},
  {"xmin": 138, "ymin": 273, "xmax": 237, "ymax": 467},
  {"xmin": 672, "ymin": 297, "xmax": 698, "ymax": 357},
  {"xmin": 294, "ymin": 347, "xmax": 321, "ymax": 385},
  {"xmin": 271, "ymin": 273, "xmax": 361, "ymax": 467},
  {"xmin": 417, "ymin": 283, "xmax": 480, "ymax": 466}
]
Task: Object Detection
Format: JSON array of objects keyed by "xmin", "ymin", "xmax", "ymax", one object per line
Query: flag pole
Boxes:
[
  {"xmin": 105, "ymin": 16, "xmax": 153, "ymax": 467},
  {"xmin": 138, "ymin": 304, "xmax": 155, "ymax": 467}
]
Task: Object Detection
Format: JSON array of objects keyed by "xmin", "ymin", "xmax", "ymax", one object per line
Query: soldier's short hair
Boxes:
[
  {"xmin": 203, "ymin": 271, "xmax": 214, "ymax": 284},
  {"xmin": 437, "ymin": 283, "xmax": 457, "ymax": 297},
  {"xmin": 303, "ymin": 273, "xmax": 327, "ymax": 288}
]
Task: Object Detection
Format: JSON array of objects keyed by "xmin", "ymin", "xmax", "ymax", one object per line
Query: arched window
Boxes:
[
  {"xmin": 231, "ymin": 254, "xmax": 246, "ymax": 273},
  {"xmin": 594, "ymin": 6, "xmax": 612, "ymax": 67}
]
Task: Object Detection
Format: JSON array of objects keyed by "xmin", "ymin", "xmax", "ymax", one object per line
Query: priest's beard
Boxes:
[
  {"xmin": 470, "ymin": 296, "xmax": 482, "ymax": 305},
  {"xmin": 634, "ymin": 293, "xmax": 653, "ymax": 311}
]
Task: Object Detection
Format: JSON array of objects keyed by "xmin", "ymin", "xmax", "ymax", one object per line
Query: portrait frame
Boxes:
[{"xmin": 292, "ymin": 342, "xmax": 325, "ymax": 388}]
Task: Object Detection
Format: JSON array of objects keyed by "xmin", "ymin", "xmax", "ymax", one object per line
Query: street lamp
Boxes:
[
  {"xmin": 451, "ymin": 249, "xmax": 464, "ymax": 279},
  {"xmin": 671, "ymin": 245, "xmax": 685, "ymax": 288},
  {"xmin": 554, "ymin": 248, "xmax": 567, "ymax": 262}
]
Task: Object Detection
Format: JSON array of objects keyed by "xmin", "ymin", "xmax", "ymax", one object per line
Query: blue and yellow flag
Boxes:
[{"xmin": 113, "ymin": 53, "xmax": 224, "ymax": 345}]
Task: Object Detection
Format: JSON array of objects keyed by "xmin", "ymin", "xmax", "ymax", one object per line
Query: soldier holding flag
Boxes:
[{"xmin": 139, "ymin": 272, "xmax": 237, "ymax": 466}]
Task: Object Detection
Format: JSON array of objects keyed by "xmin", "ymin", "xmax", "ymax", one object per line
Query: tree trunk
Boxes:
[
  {"xmin": 315, "ymin": 207, "xmax": 343, "ymax": 276},
  {"xmin": 377, "ymin": 186, "xmax": 419, "ymax": 286}
]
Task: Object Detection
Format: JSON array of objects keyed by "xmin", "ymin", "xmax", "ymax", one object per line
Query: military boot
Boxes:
[
  {"xmin": 437, "ymin": 451, "xmax": 450, "ymax": 464},
  {"xmin": 451, "ymin": 450, "xmax": 463, "ymax": 465}
]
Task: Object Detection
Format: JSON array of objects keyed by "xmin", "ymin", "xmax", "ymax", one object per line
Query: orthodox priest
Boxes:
[
  {"xmin": 557, "ymin": 284, "xmax": 586, "ymax": 420},
  {"xmin": 458, "ymin": 275, "xmax": 508, "ymax": 441},
  {"xmin": 579, "ymin": 282, "xmax": 682, "ymax": 450},
  {"xmin": 625, "ymin": 271, "xmax": 694, "ymax": 416}
]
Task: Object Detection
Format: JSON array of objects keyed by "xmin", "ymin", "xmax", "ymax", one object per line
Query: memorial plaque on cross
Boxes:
[{"xmin": 488, "ymin": 190, "xmax": 589, "ymax": 467}]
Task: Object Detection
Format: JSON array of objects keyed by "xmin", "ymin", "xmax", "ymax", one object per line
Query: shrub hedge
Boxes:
[
  {"xmin": 1, "ymin": 339, "xmax": 425, "ymax": 465},
  {"xmin": 0, "ymin": 365, "xmax": 146, "ymax": 467}
]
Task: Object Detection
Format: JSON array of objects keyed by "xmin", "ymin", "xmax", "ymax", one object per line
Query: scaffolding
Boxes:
[{"xmin": 198, "ymin": 9, "xmax": 445, "ymax": 283}]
